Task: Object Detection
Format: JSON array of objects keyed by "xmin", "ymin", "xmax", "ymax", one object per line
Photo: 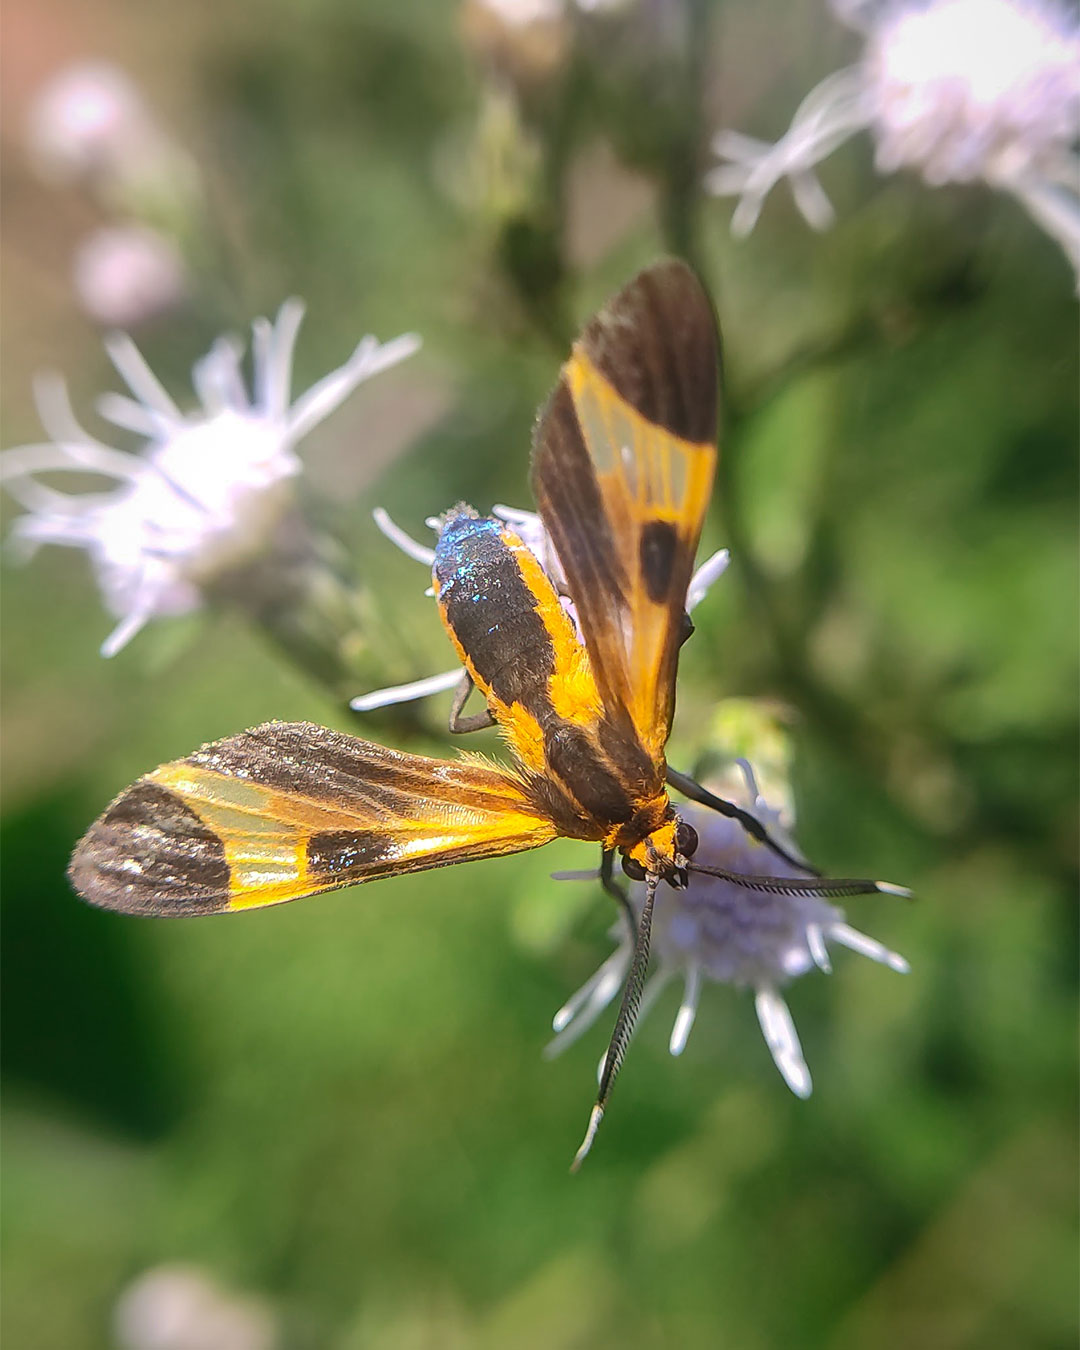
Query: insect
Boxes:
[{"xmin": 69, "ymin": 261, "xmax": 901, "ymax": 1166}]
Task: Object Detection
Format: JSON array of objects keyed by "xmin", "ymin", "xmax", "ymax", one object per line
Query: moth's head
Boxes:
[
  {"xmin": 436, "ymin": 501, "xmax": 480, "ymax": 531},
  {"xmin": 621, "ymin": 815, "xmax": 698, "ymax": 889}
]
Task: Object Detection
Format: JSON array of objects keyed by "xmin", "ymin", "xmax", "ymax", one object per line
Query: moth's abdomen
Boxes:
[
  {"xmin": 434, "ymin": 508, "xmax": 569, "ymax": 726},
  {"xmin": 433, "ymin": 509, "xmax": 660, "ymax": 833}
]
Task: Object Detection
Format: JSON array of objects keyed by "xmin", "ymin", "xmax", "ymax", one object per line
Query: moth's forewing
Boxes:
[
  {"xmin": 530, "ymin": 260, "xmax": 719, "ymax": 761},
  {"xmin": 69, "ymin": 722, "xmax": 558, "ymax": 915}
]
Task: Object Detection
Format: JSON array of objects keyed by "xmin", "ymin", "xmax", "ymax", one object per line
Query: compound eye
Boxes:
[
  {"xmin": 621, "ymin": 855, "xmax": 647, "ymax": 881},
  {"xmin": 675, "ymin": 821, "xmax": 699, "ymax": 859}
]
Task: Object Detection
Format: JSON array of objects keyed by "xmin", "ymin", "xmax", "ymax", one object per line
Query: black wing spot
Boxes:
[
  {"xmin": 639, "ymin": 520, "xmax": 679, "ymax": 603},
  {"xmin": 307, "ymin": 829, "xmax": 396, "ymax": 881},
  {"xmin": 69, "ymin": 781, "xmax": 230, "ymax": 916},
  {"xmin": 580, "ymin": 260, "xmax": 719, "ymax": 445}
]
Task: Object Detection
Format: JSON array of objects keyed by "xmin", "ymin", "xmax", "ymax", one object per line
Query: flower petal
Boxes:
[
  {"xmin": 669, "ymin": 962, "xmax": 702, "ymax": 1056},
  {"xmin": 104, "ymin": 333, "xmax": 183, "ymax": 423},
  {"xmin": 286, "ymin": 333, "xmax": 420, "ymax": 444},
  {"xmin": 372, "ymin": 507, "xmax": 436, "ymax": 566},
  {"xmin": 828, "ymin": 922, "xmax": 910, "ymax": 973},
  {"xmin": 754, "ymin": 985, "xmax": 812, "ymax": 1097},
  {"xmin": 806, "ymin": 923, "xmax": 832, "ymax": 974},
  {"xmin": 350, "ymin": 667, "xmax": 461, "ymax": 712},
  {"xmin": 96, "ymin": 393, "xmax": 168, "ymax": 438},
  {"xmin": 34, "ymin": 372, "xmax": 118, "ymax": 451},
  {"xmin": 686, "ymin": 548, "xmax": 730, "ymax": 611},
  {"xmin": 100, "ymin": 604, "xmax": 153, "ymax": 658},
  {"xmin": 545, "ymin": 945, "xmax": 630, "ymax": 1051},
  {"xmin": 262, "ymin": 299, "xmax": 305, "ymax": 422}
]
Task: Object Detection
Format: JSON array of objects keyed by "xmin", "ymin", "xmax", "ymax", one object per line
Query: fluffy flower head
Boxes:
[
  {"xmin": 72, "ymin": 225, "xmax": 187, "ymax": 328},
  {"xmin": 114, "ymin": 1264, "xmax": 276, "ymax": 1350},
  {"xmin": 866, "ymin": 0, "xmax": 1080, "ymax": 185},
  {"xmin": 708, "ymin": 0, "xmax": 1080, "ymax": 283},
  {"xmin": 24, "ymin": 62, "xmax": 149, "ymax": 185},
  {"xmin": 548, "ymin": 765, "xmax": 908, "ymax": 1097},
  {"xmin": 1, "ymin": 305, "xmax": 419, "ymax": 655}
]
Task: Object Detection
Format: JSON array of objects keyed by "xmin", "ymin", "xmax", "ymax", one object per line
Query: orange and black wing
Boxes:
[
  {"xmin": 69, "ymin": 722, "xmax": 559, "ymax": 916},
  {"xmin": 530, "ymin": 260, "xmax": 719, "ymax": 761}
]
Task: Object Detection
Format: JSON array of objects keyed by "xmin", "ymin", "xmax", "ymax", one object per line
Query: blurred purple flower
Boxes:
[
  {"xmin": 547, "ymin": 770, "xmax": 909, "ymax": 1096},
  {"xmin": 114, "ymin": 1264, "xmax": 277, "ymax": 1350},
  {"xmin": 24, "ymin": 61, "xmax": 151, "ymax": 186},
  {"xmin": 73, "ymin": 225, "xmax": 187, "ymax": 327},
  {"xmin": 23, "ymin": 60, "xmax": 200, "ymax": 222}
]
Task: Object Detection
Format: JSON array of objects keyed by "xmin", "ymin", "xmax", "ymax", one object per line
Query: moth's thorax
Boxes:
[{"xmin": 611, "ymin": 798, "xmax": 676, "ymax": 862}]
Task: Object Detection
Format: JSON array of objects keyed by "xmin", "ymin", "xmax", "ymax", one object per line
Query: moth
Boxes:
[{"xmin": 70, "ymin": 261, "xmax": 899, "ymax": 1166}]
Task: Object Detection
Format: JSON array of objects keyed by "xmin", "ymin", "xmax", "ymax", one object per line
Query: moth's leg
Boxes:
[
  {"xmin": 666, "ymin": 764, "xmax": 821, "ymax": 876},
  {"xmin": 447, "ymin": 671, "xmax": 496, "ymax": 735},
  {"xmin": 600, "ymin": 848, "xmax": 636, "ymax": 945}
]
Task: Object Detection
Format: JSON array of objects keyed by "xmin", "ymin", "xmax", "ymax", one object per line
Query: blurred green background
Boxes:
[{"xmin": 2, "ymin": 2, "xmax": 1076, "ymax": 1348}]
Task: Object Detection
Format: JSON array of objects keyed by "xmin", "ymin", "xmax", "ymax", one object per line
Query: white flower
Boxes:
[
  {"xmin": 1, "ymin": 304, "xmax": 420, "ymax": 656},
  {"xmin": 546, "ymin": 770, "xmax": 909, "ymax": 1097},
  {"xmin": 464, "ymin": 0, "xmax": 623, "ymax": 26},
  {"xmin": 72, "ymin": 224, "xmax": 187, "ymax": 327},
  {"xmin": 472, "ymin": 0, "xmax": 566, "ymax": 24},
  {"xmin": 23, "ymin": 60, "xmax": 199, "ymax": 213},
  {"xmin": 114, "ymin": 1264, "xmax": 277, "ymax": 1350},
  {"xmin": 24, "ymin": 62, "xmax": 150, "ymax": 186},
  {"xmin": 349, "ymin": 505, "xmax": 730, "ymax": 712},
  {"xmin": 707, "ymin": 0, "xmax": 1080, "ymax": 284}
]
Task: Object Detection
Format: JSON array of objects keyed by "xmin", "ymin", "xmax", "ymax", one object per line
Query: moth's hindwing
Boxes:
[{"xmin": 69, "ymin": 722, "xmax": 558, "ymax": 915}]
